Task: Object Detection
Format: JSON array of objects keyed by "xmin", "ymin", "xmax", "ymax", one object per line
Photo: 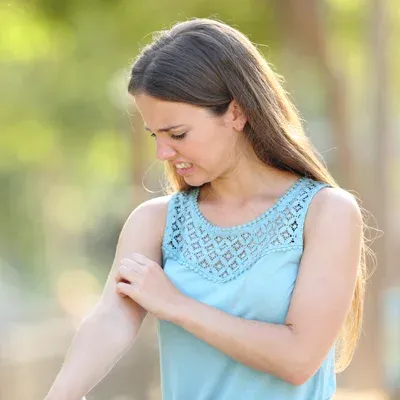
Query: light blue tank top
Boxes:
[{"xmin": 159, "ymin": 177, "xmax": 336, "ymax": 400}]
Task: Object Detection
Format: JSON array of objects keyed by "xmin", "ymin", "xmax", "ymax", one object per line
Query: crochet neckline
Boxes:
[{"xmin": 191, "ymin": 176, "xmax": 305, "ymax": 232}]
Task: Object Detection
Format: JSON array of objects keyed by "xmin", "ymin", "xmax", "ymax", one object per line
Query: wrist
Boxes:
[{"xmin": 169, "ymin": 295, "xmax": 195, "ymax": 326}]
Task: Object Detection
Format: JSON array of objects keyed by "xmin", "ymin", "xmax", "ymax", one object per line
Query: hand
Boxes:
[{"xmin": 115, "ymin": 253, "xmax": 186, "ymax": 322}]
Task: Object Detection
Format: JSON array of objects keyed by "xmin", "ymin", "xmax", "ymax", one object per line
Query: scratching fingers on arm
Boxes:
[{"xmin": 44, "ymin": 196, "xmax": 170, "ymax": 400}]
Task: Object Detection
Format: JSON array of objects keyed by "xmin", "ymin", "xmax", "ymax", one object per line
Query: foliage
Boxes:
[{"xmin": 0, "ymin": 0, "xmax": 398, "ymax": 297}]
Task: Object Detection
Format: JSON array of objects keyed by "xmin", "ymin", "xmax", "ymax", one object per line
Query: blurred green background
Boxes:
[{"xmin": 1, "ymin": 0, "xmax": 399, "ymax": 399}]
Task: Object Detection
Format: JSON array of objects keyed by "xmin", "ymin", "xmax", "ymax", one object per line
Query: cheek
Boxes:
[
  {"xmin": 208, "ymin": 134, "xmax": 237, "ymax": 161},
  {"xmin": 195, "ymin": 141, "xmax": 235, "ymax": 173},
  {"xmin": 185, "ymin": 126, "xmax": 236, "ymax": 167}
]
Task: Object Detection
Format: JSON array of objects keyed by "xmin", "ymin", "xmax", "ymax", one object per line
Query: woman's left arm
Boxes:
[
  {"xmin": 170, "ymin": 188, "xmax": 363, "ymax": 386},
  {"xmin": 116, "ymin": 188, "xmax": 362, "ymax": 386}
]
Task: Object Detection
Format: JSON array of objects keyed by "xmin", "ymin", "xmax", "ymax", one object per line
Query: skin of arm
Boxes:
[
  {"xmin": 44, "ymin": 196, "xmax": 169, "ymax": 400},
  {"xmin": 166, "ymin": 187, "xmax": 362, "ymax": 386}
]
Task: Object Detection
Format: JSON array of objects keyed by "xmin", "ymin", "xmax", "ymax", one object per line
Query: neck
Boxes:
[{"xmin": 201, "ymin": 151, "xmax": 300, "ymax": 206}]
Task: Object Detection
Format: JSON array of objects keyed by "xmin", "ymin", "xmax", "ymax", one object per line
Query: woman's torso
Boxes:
[{"xmin": 158, "ymin": 177, "xmax": 336, "ymax": 400}]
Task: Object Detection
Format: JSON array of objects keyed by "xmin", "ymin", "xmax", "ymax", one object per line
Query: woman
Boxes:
[{"xmin": 45, "ymin": 18, "xmax": 367, "ymax": 400}]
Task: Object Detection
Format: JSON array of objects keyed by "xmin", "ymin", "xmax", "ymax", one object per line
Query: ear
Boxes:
[{"xmin": 226, "ymin": 100, "xmax": 247, "ymax": 131}]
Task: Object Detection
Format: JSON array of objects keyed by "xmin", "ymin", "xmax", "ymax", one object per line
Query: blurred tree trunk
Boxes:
[
  {"xmin": 272, "ymin": 0, "xmax": 394, "ymax": 392},
  {"xmin": 367, "ymin": 0, "xmax": 397, "ymax": 396},
  {"xmin": 274, "ymin": 0, "xmax": 354, "ymax": 189}
]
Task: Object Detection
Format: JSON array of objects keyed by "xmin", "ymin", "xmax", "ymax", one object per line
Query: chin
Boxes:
[
  {"xmin": 182, "ymin": 174, "xmax": 209, "ymax": 188},
  {"xmin": 183, "ymin": 177, "xmax": 203, "ymax": 187}
]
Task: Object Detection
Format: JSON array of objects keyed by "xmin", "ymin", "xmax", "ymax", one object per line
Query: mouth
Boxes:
[{"xmin": 175, "ymin": 162, "xmax": 194, "ymax": 176}]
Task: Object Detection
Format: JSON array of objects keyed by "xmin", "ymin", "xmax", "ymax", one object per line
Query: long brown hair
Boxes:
[{"xmin": 128, "ymin": 17, "xmax": 369, "ymax": 372}]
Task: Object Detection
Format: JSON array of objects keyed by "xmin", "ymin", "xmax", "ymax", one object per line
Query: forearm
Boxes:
[
  {"xmin": 45, "ymin": 305, "xmax": 142, "ymax": 400},
  {"xmin": 172, "ymin": 297, "xmax": 305, "ymax": 385}
]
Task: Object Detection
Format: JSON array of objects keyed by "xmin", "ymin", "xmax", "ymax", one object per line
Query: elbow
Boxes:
[
  {"xmin": 283, "ymin": 356, "xmax": 320, "ymax": 386},
  {"xmin": 285, "ymin": 370, "xmax": 313, "ymax": 387},
  {"xmin": 267, "ymin": 352, "xmax": 317, "ymax": 387},
  {"xmin": 259, "ymin": 363, "xmax": 314, "ymax": 387},
  {"xmin": 275, "ymin": 329, "xmax": 320, "ymax": 386},
  {"xmin": 257, "ymin": 357, "xmax": 316, "ymax": 386}
]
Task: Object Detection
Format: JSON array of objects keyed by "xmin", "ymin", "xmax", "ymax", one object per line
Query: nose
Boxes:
[{"xmin": 155, "ymin": 139, "xmax": 177, "ymax": 161}]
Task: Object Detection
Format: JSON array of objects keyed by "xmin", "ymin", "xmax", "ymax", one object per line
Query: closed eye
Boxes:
[
  {"xmin": 150, "ymin": 132, "xmax": 187, "ymax": 140},
  {"xmin": 171, "ymin": 132, "xmax": 187, "ymax": 140}
]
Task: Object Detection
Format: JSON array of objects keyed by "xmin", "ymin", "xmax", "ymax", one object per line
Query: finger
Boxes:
[
  {"xmin": 118, "ymin": 265, "xmax": 140, "ymax": 284},
  {"xmin": 116, "ymin": 282, "xmax": 129, "ymax": 297},
  {"xmin": 116, "ymin": 286, "xmax": 127, "ymax": 298},
  {"xmin": 131, "ymin": 253, "xmax": 161, "ymax": 272},
  {"xmin": 116, "ymin": 282, "xmax": 137, "ymax": 299},
  {"xmin": 114, "ymin": 269, "xmax": 130, "ymax": 285},
  {"xmin": 114, "ymin": 265, "xmax": 136, "ymax": 283},
  {"xmin": 130, "ymin": 253, "xmax": 149, "ymax": 265},
  {"xmin": 121, "ymin": 258, "xmax": 145, "ymax": 272},
  {"xmin": 120, "ymin": 258, "xmax": 136, "ymax": 267},
  {"xmin": 116, "ymin": 288, "xmax": 127, "ymax": 298},
  {"xmin": 114, "ymin": 271, "xmax": 128, "ymax": 298},
  {"xmin": 114, "ymin": 267, "xmax": 133, "ymax": 299}
]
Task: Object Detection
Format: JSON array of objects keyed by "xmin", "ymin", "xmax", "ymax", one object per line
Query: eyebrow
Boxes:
[{"xmin": 144, "ymin": 124, "xmax": 185, "ymax": 133}]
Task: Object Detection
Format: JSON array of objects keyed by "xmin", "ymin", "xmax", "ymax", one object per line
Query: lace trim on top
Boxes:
[{"xmin": 162, "ymin": 177, "xmax": 329, "ymax": 283}]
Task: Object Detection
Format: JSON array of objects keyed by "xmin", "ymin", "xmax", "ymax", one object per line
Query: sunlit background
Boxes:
[{"xmin": 1, "ymin": 0, "xmax": 399, "ymax": 399}]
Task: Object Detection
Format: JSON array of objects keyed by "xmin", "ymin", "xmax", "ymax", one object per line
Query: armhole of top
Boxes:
[
  {"xmin": 161, "ymin": 191, "xmax": 180, "ymax": 260},
  {"xmin": 298, "ymin": 183, "xmax": 332, "ymax": 248}
]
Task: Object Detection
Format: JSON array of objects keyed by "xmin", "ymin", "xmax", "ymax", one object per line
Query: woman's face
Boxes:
[{"xmin": 134, "ymin": 93, "xmax": 246, "ymax": 187}]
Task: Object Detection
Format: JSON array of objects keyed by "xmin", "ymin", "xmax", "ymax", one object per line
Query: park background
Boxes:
[{"xmin": 0, "ymin": 0, "xmax": 399, "ymax": 399}]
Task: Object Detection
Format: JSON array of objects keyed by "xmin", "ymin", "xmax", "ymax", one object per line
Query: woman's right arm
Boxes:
[{"xmin": 44, "ymin": 196, "xmax": 170, "ymax": 400}]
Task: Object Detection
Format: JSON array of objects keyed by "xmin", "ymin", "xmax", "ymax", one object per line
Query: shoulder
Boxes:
[
  {"xmin": 305, "ymin": 186, "xmax": 363, "ymax": 240},
  {"xmin": 127, "ymin": 189, "xmax": 191, "ymax": 229},
  {"xmin": 120, "ymin": 194, "xmax": 174, "ymax": 242},
  {"xmin": 135, "ymin": 193, "xmax": 173, "ymax": 216},
  {"xmin": 125, "ymin": 194, "xmax": 173, "ymax": 233},
  {"xmin": 115, "ymin": 194, "xmax": 174, "ymax": 265}
]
